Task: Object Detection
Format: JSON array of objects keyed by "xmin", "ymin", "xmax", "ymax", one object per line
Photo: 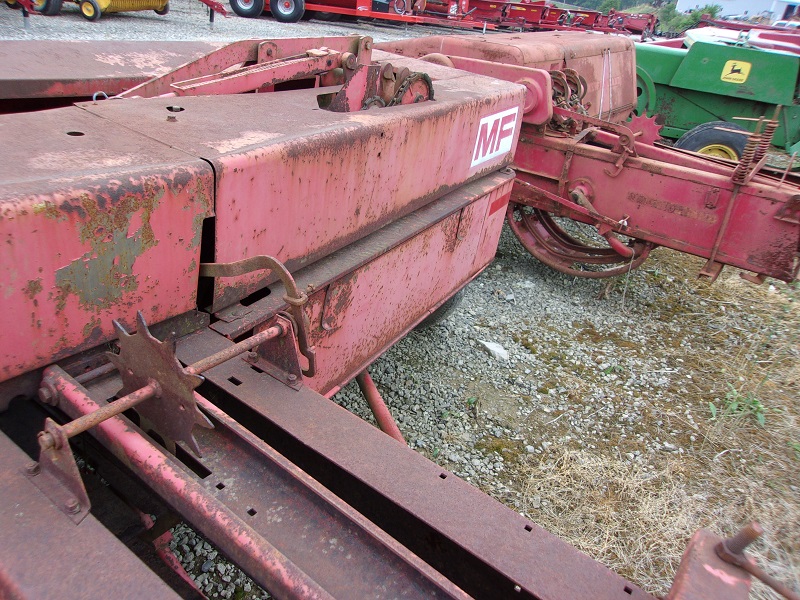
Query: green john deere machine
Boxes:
[{"xmin": 635, "ymin": 33, "xmax": 800, "ymax": 160}]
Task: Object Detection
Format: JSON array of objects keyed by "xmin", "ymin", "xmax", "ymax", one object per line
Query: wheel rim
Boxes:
[
  {"xmin": 81, "ymin": 1, "xmax": 95, "ymax": 16},
  {"xmin": 276, "ymin": 0, "xmax": 294, "ymax": 14},
  {"xmin": 506, "ymin": 203, "xmax": 651, "ymax": 278},
  {"xmin": 31, "ymin": 0, "xmax": 47, "ymax": 10},
  {"xmin": 237, "ymin": 0, "xmax": 254, "ymax": 8},
  {"xmin": 696, "ymin": 143, "xmax": 738, "ymax": 160}
]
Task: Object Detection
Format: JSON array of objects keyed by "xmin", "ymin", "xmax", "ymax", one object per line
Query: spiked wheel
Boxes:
[
  {"xmin": 506, "ymin": 203, "xmax": 652, "ymax": 278},
  {"xmin": 628, "ymin": 113, "xmax": 662, "ymax": 146},
  {"xmin": 106, "ymin": 312, "xmax": 213, "ymax": 457}
]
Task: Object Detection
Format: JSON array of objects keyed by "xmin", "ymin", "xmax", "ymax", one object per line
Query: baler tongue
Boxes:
[{"xmin": 119, "ymin": 35, "xmax": 434, "ymax": 112}]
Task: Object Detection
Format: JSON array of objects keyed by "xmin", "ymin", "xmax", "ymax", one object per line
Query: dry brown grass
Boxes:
[{"xmin": 518, "ymin": 250, "xmax": 800, "ymax": 599}]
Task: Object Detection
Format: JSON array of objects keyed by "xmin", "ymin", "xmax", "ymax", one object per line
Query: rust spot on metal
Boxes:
[
  {"xmin": 82, "ymin": 316, "xmax": 102, "ymax": 340},
  {"xmin": 23, "ymin": 278, "xmax": 43, "ymax": 300},
  {"xmin": 54, "ymin": 187, "xmax": 164, "ymax": 311},
  {"xmin": 32, "ymin": 200, "xmax": 72, "ymax": 222}
]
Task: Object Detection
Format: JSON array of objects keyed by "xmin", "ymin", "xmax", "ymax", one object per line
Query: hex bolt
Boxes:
[
  {"xmin": 248, "ymin": 351, "xmax": 259, "ymax": 361},
  {"xmin": 25, "ymin": 461, "xmax": 40, "ymax": 476},
  {"xmin": 725, "ymin": 522, "xmax": 764, "ymax": 554},
  {"xmin": 66, "ymin": 498, "xmax": 81, "ymax": 515},
  {"xmin": 38, "ymin": 384, "xmax": 57, "ymax": 406},
  {"xmin": 287, "ymin": 374, "xmax": 297, "ymax": 382}
]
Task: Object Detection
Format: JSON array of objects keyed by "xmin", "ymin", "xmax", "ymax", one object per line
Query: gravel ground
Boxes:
[{"xmin": 3, "ymin": 8, "xmax": 798, "ymax": 599}]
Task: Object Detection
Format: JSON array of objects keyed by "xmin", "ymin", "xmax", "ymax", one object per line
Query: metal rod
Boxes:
[
  {"xmin": 75, "ymin": 362, "xmax": 117, "ymax": 384},
  {"xmin": 185, "ymin": 324, "xmax": 283, "ymax": 375},
  {"xmin": 45, "ymin": 365, "xmax": 334, "ymax": 600},
  {"xmin": 355, "ymin": 371, "xmax": 406, "ymax": 444},
  {"xmin": 59, "ymin": 382, "xmax": 160, "ymax": 441},
  {"xmin": 717, "ymin": 523, "xmax": 800, "ymax": 600}
]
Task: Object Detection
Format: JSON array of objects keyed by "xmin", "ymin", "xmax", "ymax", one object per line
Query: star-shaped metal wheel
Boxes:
[
  {"xmin": 107, "ymin": 312, "xmax": 213, "ymax": 457},
  {"xmin": 629, "ymin": 113, "xmax": 663, "ymax": 146}
]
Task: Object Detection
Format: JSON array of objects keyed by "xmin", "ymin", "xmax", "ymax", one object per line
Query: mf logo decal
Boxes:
[
  {"xmin": 471, "ymin": 107, "xmax": 519, "ymax": 168},
  {"xmin": 721, "ymin": 60, "xmax": 751, "ymax": 84}
]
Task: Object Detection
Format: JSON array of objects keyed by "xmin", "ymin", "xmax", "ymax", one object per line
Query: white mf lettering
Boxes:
[{"xmin": 470, "ymin": 107, "xmax": 518, "ymax": 168}]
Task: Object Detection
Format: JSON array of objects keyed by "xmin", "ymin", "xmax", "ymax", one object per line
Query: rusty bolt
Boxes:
[
  {"xmin": 25, "ymin": 462, "xmax": 40, "ymax": 476},
  {"xmin": 248, "ymin": 351, "xmax": 259, "ymax": 361},
  {"xmin": 341, "ymin": 52, "xmax": 358, "ymax": 70},
  {"xmin": 725, "ymin": 522, "xmax": 764, "ymax": 555},
  {"xmin": 287, "ymin": 374, "xmax": 297, "ymax": 382},
  {"xmin": 38, "ymin": 383, "xmax": 57, "ymax": 406},
  {"xmin": 365, "ymin": 41, "xmax": 372, "ymax": 50},
  {"xmin": 66, "ymin": 498, "xmax": 81, "ymax": 515}
]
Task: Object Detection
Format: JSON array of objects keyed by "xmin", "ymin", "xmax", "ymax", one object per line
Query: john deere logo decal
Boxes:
[{"xmin": 721, "ymin": 60, "xmax": 751, "ymax": 84}]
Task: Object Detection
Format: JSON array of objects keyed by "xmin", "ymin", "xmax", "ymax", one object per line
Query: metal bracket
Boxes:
[
  {"xmin": 245, "ymin": 314, "xmax": 304, "ymax": 390},
  {"xmin": 24, "ymin": 418, "xmax": 91, "ymax": 525},
  {"xmin": 775, "ymin": 194, "xmax": 800, "ymax": 224}
]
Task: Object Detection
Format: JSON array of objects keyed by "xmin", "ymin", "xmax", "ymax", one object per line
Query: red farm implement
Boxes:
[
  {"xmin": 220, "ymin": 0, "xmax": 653, "ymax": 38},
  {"xmin": 0, "ymin": 33, "xmax": 798, "ymax": 600},
  {"xmin": 380, "ymin": 32, "xmax": 800, "ymax": 284}
]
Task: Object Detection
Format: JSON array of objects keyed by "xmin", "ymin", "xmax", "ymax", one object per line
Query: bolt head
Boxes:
[
  {"xmin": 38, "ymin": 385, "xmax": 56, "ymax": 406},
  {"xmin": 66, "ymin": 499, "xmax": 81, "ymax": 514},
  {"xmin": 287, "ymin": 373, "xmax": 298, "ymax": 382},
  {"xmin": 248, "ymin": 351, "xmax": 259, "ymax": 361}
]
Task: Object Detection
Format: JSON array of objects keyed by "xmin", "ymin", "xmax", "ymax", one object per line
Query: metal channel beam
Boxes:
[
  {"xmin": 66, "ymin": 367, "xmax": 468, "ymax": 600},
  {"xmin": 177, "ymin": 329, "xmax": 655, "ymax": 600}
]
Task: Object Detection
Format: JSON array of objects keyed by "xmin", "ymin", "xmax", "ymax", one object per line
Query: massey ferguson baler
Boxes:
[
  {"xmin": 0, "ymin": 33, "xmax": 798, "ymax": 600},
  {"xmin": 379, "ymin": 32, "xmax": 800, "ymax": 284}
]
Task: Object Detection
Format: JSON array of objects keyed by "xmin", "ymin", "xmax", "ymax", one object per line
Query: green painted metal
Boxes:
[{"xmin": 635, "ymin": 40, "xmax": 800, "ymax": 152}]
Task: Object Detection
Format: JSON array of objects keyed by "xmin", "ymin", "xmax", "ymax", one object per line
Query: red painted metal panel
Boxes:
[
  {"xmin": 302, "ymin": 172, "xmax": 514, "ymax": 394},
  {"xmin": 77, "ymin": 58, "xmax": 524, "ymax": 312},
  {"xmin": 207, "ymin": 171, "xmax": 513, "ymax": 395},
  {"xmin": 0, "ymin": 107, "xmax": 214, "ymax": 384},
  {"xmin": 0, "ymin": 41, "xmax": 224, "ymax": 104},
  {"xmin": 378, "ymin": 32, "xmax": 637, "ymax": 124}
]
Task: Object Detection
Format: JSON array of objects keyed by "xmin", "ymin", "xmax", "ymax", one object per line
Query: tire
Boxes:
[
  {"xmin": 31, "ymin": 0, "xmax": 62, "ymax": 14},
  {"xmin": 229, "ymin": 0, "xmax": 264, "ymax": 17},
  {"xmin": 154, "ymin": 1, "xmax": 168, "ymax": 14},
  {"xmin": 674, "ymin": 121, "xmax": 749, "ymax": 160},
  {"xmin": 5, "ymin": 0, "xmax": 22, "ymax": 9},
  {"xmin": 415, "ymin": 289, "xmax": 465, "ymax": 331},
  {"xmin": 269, "ymin": 0, "xmax": 303, "ymax": 22},
  {"xmin": 79, "ymin": 0, "xmax": 100, "ymax": 19}
]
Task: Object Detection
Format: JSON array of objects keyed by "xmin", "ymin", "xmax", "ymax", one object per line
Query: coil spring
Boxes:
[
  {"xmin": 752, "ymin": 120, "xmax": 778, "ymax": 166},
  {"xmin": 732, "ymin": 133, "xmax": 760, "ymax": 184}
]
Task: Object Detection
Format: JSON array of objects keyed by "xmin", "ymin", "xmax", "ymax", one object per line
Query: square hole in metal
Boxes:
[
  {"xmin": 247, "ymin": 508, "xmax": 257, "ymax": 516},
  {"xmin": 228, "ymin": 376, "xmax": 242, "ymax": 386}
]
